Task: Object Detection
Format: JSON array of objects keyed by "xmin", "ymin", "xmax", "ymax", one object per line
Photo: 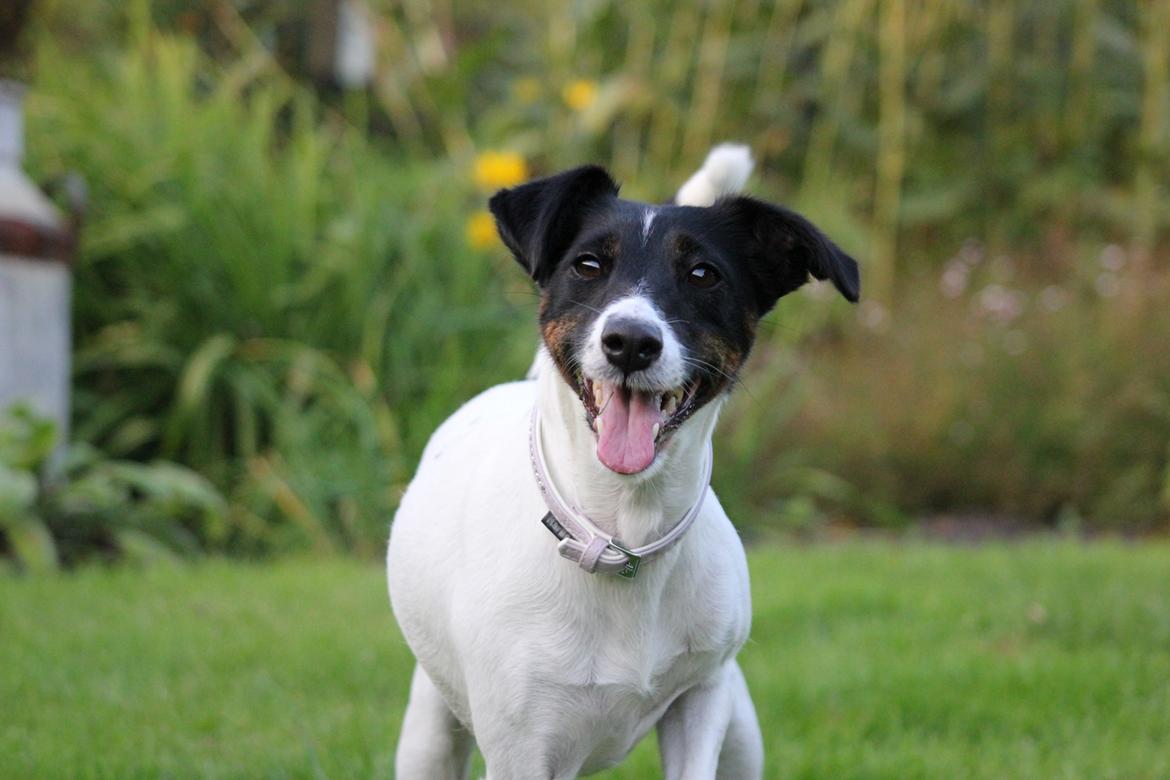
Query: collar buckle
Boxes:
[{"xmin": 609, "ymin": 540, "xmax": 641, "ymax": 579}]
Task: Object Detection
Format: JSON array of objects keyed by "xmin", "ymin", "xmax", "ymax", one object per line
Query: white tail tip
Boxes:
[{"xmin": 675, "ymin": 143, "xmax": 755, "ymax": 207}]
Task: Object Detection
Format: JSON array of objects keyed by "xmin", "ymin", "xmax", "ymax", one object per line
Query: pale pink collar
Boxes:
[{"xmin": 528, "ymin": 405, "xmax": 712, "ymax": 579}]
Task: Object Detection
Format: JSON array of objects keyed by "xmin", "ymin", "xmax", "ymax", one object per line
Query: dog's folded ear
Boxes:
[
  {"xmin": 489, "ymin": 166, "xmax": 619, "ymax": 285},
  {"xmin": 714, "ymin": 196, "xmax": 861, "ymax": 311}
]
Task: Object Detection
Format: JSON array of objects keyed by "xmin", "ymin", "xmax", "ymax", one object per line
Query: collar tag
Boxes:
[
  {"xmin": 541, "ymin": 511, "xmax": 570, "ymax": 541},
  {"xmin": 609, "ymin": 540, "xmax": 641, "ymax": 579}
]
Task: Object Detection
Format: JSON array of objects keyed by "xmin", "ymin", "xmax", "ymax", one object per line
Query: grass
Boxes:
[{"xmin": 2, "ymin": 542, "xmax": 1169, "ymax": 779}]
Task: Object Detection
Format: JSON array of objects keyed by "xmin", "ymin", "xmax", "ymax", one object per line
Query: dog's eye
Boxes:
[
  {"xmin": 572, "ymin": 254, "xmax": 606, "ymax": 280},
  {"xmin": 687, "ymin": 263, "xmax": 721, "ymax": 289}
]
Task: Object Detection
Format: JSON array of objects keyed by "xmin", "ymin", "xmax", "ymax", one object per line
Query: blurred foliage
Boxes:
[
  {"xmin": 717, "ymin": 245, "xmax": 1170, "ymax": 533},
  {"xmin": 0, "ymin": 404, "xmax": 227, "ymax": 570},
  {"xmin": 23, "ymin": 3, "xmax": 539, "ymax": 561},
  {"xmin": 12, "ymin": 0, "xmax": 1170, "ymax": 563}
]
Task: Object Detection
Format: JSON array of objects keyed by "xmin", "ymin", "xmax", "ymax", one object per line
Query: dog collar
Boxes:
[{"xmin": 528, "ymin": 405, "xmax": 712, "ymax": 579}]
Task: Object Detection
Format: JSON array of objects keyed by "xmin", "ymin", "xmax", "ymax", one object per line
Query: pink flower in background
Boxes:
[
  {"xmin": 858, "ymin": 300, "xmax": 889, "ymax": 332},
  {"xmin": 1095, "ymin": 272, "xmax": 1121, "ymax": 298},
  {"xmin": 976, "ymin": 284, "xmax": 1026, "ymax": 323},
  {"xmin": 940, "ymin": 259, "xmax": 969, "ymax": 299},
  {"xmin": 1100, "ymin": 244, "xmax": 1127, "ymax": 272},
  {"xmin": 1039, "ymin": 285, "xmax": 1070, "ymax": 312}
]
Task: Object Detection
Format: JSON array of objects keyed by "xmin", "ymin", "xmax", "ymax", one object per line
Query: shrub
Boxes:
[
  {"xmin": 718, "ymin": 243, "xmax": 1170, "ymax": 532},
  {"xmin": 26, "ymin": 18, "xmax": 538, "ymax": 556},
  {"xmin": 0, "ymin": 404, "xmax": 227, "ymax": 570},
  {"xmin": 15, "ymin": 1, "xmax": 1170, "ymax": 560}
]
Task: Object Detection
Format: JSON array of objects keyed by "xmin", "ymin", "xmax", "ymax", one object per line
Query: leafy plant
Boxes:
[
  {"xmin": 728, "ymin": 244, "xmax": 1170, "ymax": 532},
  {"xmin": 14, "ymin": 0, "xmax": 1170, "ymax": 556},
  {"xmin": 24, "ymin": 11, "xmax": 540, "ymax": 556},
  {"xmin": 0, "ymin": 404, "xmax": 227, "ymax": 570}
]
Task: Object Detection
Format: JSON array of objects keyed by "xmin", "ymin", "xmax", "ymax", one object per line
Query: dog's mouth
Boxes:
[{"xmin": 575, "ymin": 374, "xmax": 705, "ymax": 475}]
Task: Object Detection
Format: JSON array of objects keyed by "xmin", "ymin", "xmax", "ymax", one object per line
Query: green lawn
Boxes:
[{"xmin": 2, "ymin": 542, "xmax": 1169, "ymax": 779}]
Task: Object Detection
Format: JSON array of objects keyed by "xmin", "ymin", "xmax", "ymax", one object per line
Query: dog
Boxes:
[{"xmin": 387, "ymin": 144, "xmax": 859, "ymax": 779}]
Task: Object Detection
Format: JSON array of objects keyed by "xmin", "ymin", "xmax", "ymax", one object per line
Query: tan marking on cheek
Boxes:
[
  {"xmin": 541, "ymin": 317, "xmax": 575, "ymax": 357},
  {"xmin": 540, "ymin": 314, "xmax": 587, "ymax": 386},
  {"xmin": 696, "ymin": 333, "xmax": 746, "ymax": 381}
]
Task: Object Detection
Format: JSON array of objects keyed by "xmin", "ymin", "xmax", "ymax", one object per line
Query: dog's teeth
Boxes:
[
  {"xmin": 652, "ymin": 422, "xmax": 661, "ymax": 439},
  {"xmin": 663, "ymin": 392, "xmax": 678, "ymax": 415}
]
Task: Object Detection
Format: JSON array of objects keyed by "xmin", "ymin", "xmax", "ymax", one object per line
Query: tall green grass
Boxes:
[
  {"xmin": 25, "ymin": 18, "xmax": 538, "ymax": 557},
  {"xmin": 13, "ymin": 1, "xmax": 1169, "ymax": 561},
  {"xmin": 335, "ymin": 0, "xmax": 1164, "ymax": 261}
]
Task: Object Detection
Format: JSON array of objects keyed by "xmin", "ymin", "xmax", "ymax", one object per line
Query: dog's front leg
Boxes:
[
  {"xmin": 396, "ymin": 664, "xmax": 475, "ymax": 780},
  {"xmin": 657, "ymin": 661, "xmax": 763, "ymax": 780}
]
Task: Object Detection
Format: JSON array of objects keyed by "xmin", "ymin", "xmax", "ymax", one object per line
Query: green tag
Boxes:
[{"xmin": 610, "ymin": 540, "xmax": 641, "ymax": 580}]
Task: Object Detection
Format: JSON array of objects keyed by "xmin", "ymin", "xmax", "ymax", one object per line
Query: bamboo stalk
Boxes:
[
  {"xmin": 752, "ymin": 0, "xmax": 806, "ymax": 115},
  {"xmin": 368, "ymin": 12, "xmax": 426, "ymax": 155},
  {"xmin": 985, "ymin": 0, "xmax": 1013, "ymax": 124},
  {"xmin": 613, "ymin": 5, "xmax": 658, "ymax": 183},
  {"xmin": 543, "ymin": 0, "xmax": 579, "ymax": 161},
  {"xmin": 801, "ymin": 0, "xmax": 874, "ymax": 191},
  {"xmin": 908, "ymin": 0, "xmax": 956, "ymax": 106},
  {"xmin": 1065, "ymin": 0, "xmax": 1099, "ymax": 155},
  {"xmin": 645, "ymin": 2, "xmax": 702, "ymax": 173},
  {"xmin": 870, "ymin": 0, "xmax": 907, "ymax": 304},
  {"xmin": 682, "ymin": 0, "xmax": 738, "ymax": 161},
  {"xmin": 400, "ymin": 0, "xmax": 472, "ymax": 157},
  {"xmin": 1133, "ymin": 0, "xmax": 1170, "ymax": 270},
  {"xmin": 984, "ymin": 0, "xmax": 1014, "ymax": 247}
]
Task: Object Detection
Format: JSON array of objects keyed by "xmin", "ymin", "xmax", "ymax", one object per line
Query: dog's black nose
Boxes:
[{"xmin": 601, "ymin": 317, "xmax": 663, "ymax": 374}]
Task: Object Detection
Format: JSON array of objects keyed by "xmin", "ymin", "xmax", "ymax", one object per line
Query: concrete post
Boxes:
[{"xmin": 0, "ymin": 80, "xmax": 75, "ymax": 467}]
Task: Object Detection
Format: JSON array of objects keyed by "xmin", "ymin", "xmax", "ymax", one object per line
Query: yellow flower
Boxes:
[
  {"xmin": 513, "ymin": 77, "xmax": 541, "ymax": 105},
  {"xmin": 473, "ymin": 151, "xmax": 528, "ymax": 191},
  {"xmin": 562, "ymin": 79, "xmax": 598, "ymax": 112},
  {"xmin": 466, "ymin": 210, "xmax": 499, "ymax": 250}
]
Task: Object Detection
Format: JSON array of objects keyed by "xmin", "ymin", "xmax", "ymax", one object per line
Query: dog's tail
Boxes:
[{"xmin": 674, "ymin": 143, "xmax": 754, "ymax": 207}]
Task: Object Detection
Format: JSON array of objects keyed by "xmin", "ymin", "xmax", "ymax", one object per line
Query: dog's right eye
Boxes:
[{"xmin": 572, "ymin": 254, "xmax": 606, "ymax": 280}]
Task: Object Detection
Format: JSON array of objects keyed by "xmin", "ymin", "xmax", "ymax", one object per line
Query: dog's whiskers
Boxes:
[
  {"xmin": 682, "ymin": 356, "xmax": 759, "ymax": 404},
  {"xmin": 569, "ymin": 299, "xmax": 605, "ymax": 315},
  {"xmin": 682, "ymin": 356, "xmax": 736, "ymax": 385}
]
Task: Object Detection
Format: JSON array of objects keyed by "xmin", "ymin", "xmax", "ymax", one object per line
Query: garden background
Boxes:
[{"xmin": 2, "ymin": 1, "xmax": 1169, "ymax": 777}]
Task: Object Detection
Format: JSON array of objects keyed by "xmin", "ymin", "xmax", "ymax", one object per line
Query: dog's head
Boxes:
[{"xmin": 490, "ymin": 165, "xmax": 859, "ymax": 475}]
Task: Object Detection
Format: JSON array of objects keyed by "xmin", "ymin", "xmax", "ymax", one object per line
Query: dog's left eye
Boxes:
[
  {"xmin": 572, "ymin": 253, "xmax": 607, "ymax": 280},
  {"xmin": 687, "ymin": 263, "xmax": 721, "ymax": 288}
]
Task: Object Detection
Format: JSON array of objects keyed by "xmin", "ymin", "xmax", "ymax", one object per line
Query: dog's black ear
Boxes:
[
  {"xmin": 489, "ymin": 165, "xmax": 619, "ymax": 285},
  {"xmin": 715, "ymin": 196, "xmax": 860, "ymax": 312}
]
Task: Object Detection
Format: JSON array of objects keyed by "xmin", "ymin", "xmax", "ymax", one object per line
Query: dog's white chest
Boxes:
[
  {"xmin": 388, "ymin": 379, "xmax": 752, "ymax": 774},
  {"xmin": 488, "ymin": 576, "xmax": 742, "ymax": 771}
]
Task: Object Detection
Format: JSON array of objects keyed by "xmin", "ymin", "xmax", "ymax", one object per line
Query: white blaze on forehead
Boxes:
[
  {"xmin": 580, "ymin": 293, "xmax": 687, "ymax": 392},
  {"xmin": 641, "ymin": 208, "xmax": 657, "ymax": 243}
]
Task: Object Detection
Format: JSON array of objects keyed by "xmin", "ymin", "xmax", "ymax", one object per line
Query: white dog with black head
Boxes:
[{"xmin": 388, "ymin": 145, "xmax": 859, "ymax": 779}]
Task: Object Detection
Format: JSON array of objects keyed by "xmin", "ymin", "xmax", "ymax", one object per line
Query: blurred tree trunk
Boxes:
[
  {"xmin": 871, "ymin": 0, "xmax": 907, "ymax": 304},
  {"xmin": 307, "ymin": 0, "xmax": 341, "ymax": 85},
  {"xmin": 0, "ymin": 0, "xmax": 35, "ymax": 79},
  {"xmin": 1134, "ymin": 0, "xmax": 1170, "ymax": 272}
]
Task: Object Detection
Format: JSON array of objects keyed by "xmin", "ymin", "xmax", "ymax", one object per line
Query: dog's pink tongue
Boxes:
[{"xmin": 597, "ymin": 386, "xmax": 660, "ymax": 474}]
